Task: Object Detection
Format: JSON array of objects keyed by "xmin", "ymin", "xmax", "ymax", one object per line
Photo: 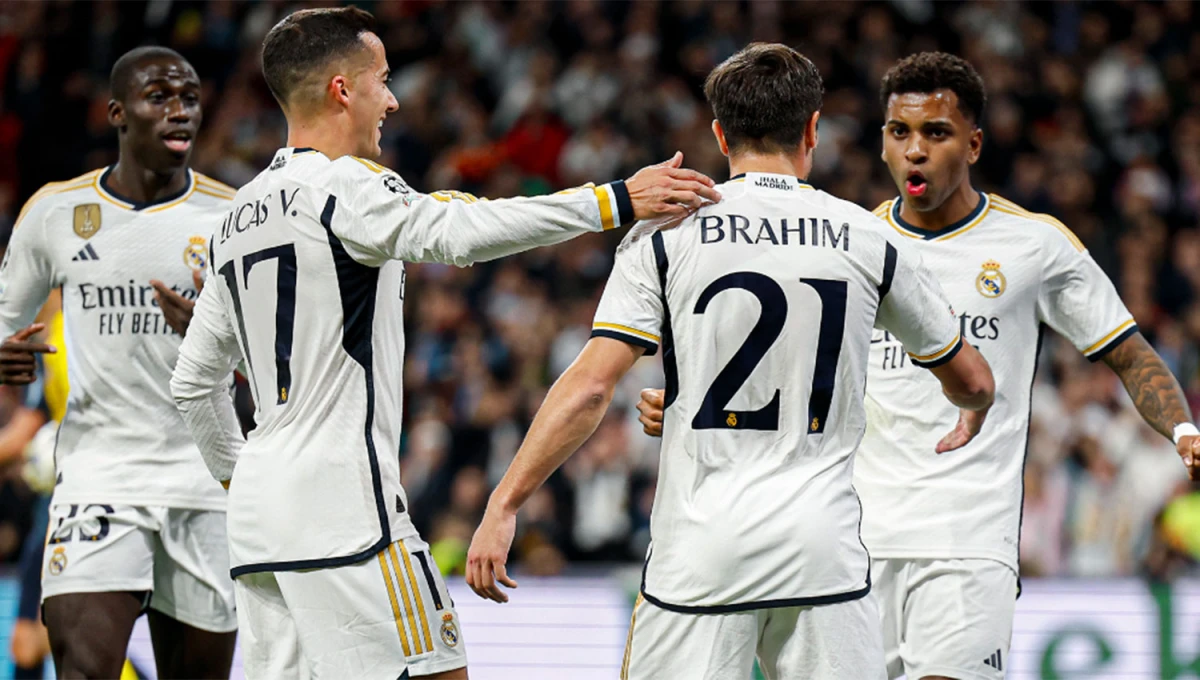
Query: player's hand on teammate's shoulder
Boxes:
[
  {"xmin": 637, "ymin": 388, "xmax": 666, "ymax": 437},
  {"xmin": 466, "ymin": 504, "xmax": 519, "ymax": 604},
  {"xmin": 151, "ymin": 270, "xmax": 205, "ymax": 338},
  {"xmin": 1176, "ymin": 434, "xmax": 1200, "ymax": 481},
  {"xmin": 624, "ymin": 151, "xmax": 721, "ymax": 221},
  {"xmin": 0, "ymin": 323, "xmax": 55, "ymax": 385}
]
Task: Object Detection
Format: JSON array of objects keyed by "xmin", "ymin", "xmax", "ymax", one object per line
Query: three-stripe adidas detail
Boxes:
[
  {"xmin": 71, "ymin": 244, "xmax": 99, "ymax": 261},
  {"xmin": 983, "ymin": 649, "xmax": 1003, "ymax": 671}
]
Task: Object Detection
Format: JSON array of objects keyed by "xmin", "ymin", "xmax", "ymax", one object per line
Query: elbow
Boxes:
[
  {"xmin": 949, "ymin": 361, "xmax": 995, "ymax": 411},
  {"xmin": 169, "ymin": 372, "xmax": 201, "ymax": 408},
  {"xmin": 951, "ymin": 373, "xmax": 994, "ymax": 411},
  {"xmin": 933, "ymin": 344, "xmax": 995, "ymax": 411},
  {"xmin": 578, "ymin": 379, "xmax": 615, "ymax": 413}
]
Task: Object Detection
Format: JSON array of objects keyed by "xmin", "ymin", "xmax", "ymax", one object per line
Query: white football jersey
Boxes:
[
  {"xmin": 172, "ymin": 148, "xmax": 632, "ymax": 576},
  {"xmin": 0, "ymin": 168, "xmax": 235, "ymax": 510},
  {"xmin": 592, "ymin": 173, "xmax": 963, "ymax": 611},
  {"xmin": 855, "ymin": 193, "xmax": 1136, "ymax": 574}
]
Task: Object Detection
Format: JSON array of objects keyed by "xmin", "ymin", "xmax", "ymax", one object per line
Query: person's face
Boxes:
[
  {"xmin": 347, "ymin": 33, "xmax": 398, "ymax": 159},
  {"xmin": 881, "ymin": 90, "xmax": 981, "ymax": 212},
  {"xmin": 109, "ymin": 57, "xmax": 202, "ymax": 173}
]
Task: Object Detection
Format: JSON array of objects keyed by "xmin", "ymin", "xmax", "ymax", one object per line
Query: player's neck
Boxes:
[
  {"xmin": 727, "ymin": 152, "xmax": 810, "ymax": 181},
  {"xmin": 897, "ymin": 181, "xmax": 980, "ymax": 233},
  {"xmin": 105, "ymin": 157, "xmax": 189, "ymax": 205},
  {"xmin": 285, "ymin": 117, "xmax": 359, "ymax": 162}
]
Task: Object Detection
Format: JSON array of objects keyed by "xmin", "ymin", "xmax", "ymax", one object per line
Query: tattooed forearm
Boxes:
[{"xmin": 1102, "ymin": 332, "xmax": 1193, "ymax": 440}]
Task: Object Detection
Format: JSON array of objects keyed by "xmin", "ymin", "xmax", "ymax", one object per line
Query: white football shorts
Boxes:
[
  {"xmin": 872, "ymin": 557, "xmax": 1017, "ymax": 680},
  {"xmin": 40, "ymin": 503, "xmax": 236, "ymax": 632},
  {"xmin": 234, "ymin": 535, "xmax": 467, "ymax": 680},
  {"xmin": 621, "ymin": 592, "xmax": 886, "ymax": 680}
]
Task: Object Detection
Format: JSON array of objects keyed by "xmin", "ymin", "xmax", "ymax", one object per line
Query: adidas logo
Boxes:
[
  {"xmin": 983, "ymin": 648, "xmax": 1003, "ymax": 671},
  {"xmin": 72, "ymin": 244, "xmax": 100, "ymax": 261}
]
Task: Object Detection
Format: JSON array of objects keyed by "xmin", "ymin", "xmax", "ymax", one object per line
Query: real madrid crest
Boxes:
[
  {"xmin": 440, "ymin": 612, "xmax": 460, "ymax": 648},
  {"xmin": 73, "ymin": 204, "xmax": 102, "ymax": 239},
  {"xmin": 49, "ymin": 546, "xmax": 68, "ymax": 575},
  {"xmin": 183, "ymin": 236, "xmax": 209, "ymax": 272},
  {"xmin": 975, "ymin": 259, "xmax": 1005, "ymax": 298}
]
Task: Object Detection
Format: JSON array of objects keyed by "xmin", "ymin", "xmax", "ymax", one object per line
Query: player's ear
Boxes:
[
  {"xmin": 967, "ymin": 125, "xmax": 983, "ymax": 165},
  {"xmin": 108, "ymin": 99, "xmax": 125, "ymax": 131},
  {"xmin": 330, "ymin": 74, "xmax": 352, "ymax": 108},
  {"xmin": 806, "ymin": 111, "xmax": 820, "ymax": 153},
  {"xmin": 711, "ymin": 120, "xmax": 729, "ymax": 158}
]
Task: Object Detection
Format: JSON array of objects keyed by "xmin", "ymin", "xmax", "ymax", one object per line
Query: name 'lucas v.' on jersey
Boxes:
[{"xmin": 592, "ymin": 172, "xmax": 963, "ymax": 612}]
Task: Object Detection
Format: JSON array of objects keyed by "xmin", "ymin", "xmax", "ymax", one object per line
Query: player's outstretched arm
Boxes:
[
  {"xmin": 927, "ymin": 342, "xmax": 995, "ymax": 453},
  {"xmin": 466, "ymin": 337, "xmax": 643, "ymax": 603},
  {"xmin": 1102, "ymin": 333, "xmax": 1200, "ymax": 480},
  {"xmin": 332, "ymin": 152, "xmax": 718, "ymax": 268}
]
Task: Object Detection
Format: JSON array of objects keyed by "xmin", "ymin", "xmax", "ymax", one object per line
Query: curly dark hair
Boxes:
[
  {"xmin": 879, "ymin": 52, "xmax": 986, "ymax": 125},
  {"xmin": 704, "ymin": 43, "xmax": 824, "ymax": 154}
]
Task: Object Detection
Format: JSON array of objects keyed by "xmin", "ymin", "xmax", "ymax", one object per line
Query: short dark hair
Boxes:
[
  {"xmin": 880, "ymin": 52, "xmax": 987, "ymax": 125},
  {"xmin": 703, "ymin": 43, "xmax": 824, "ymax": 154},
  {"xmin": 261, "ymin": 6, "xmax": 377, "ymax": 110},
  {"xmin": 110, "ymin": 46, "xmax": 189, "ymax": 101}
]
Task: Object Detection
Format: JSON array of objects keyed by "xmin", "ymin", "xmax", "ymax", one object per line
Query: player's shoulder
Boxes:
[
  {"xmin": 985, "ymin": 193, "xmax": 1086, "ymax": 253},
  {"xmin": 319, "ymin": 153, "xmax": 392, "ymax": 182},
  {"xmin": 803, "ymin": 188, "xmax": 895, "ymax": 239},
  {"xmin": 14, "ymin": 168, "xmax": 106, "ymax": 228},
  {"xmin": 871, "ymin": 199, "xmax": 894, "ymax": 220},
  {"xmin": 191, "ymin": 172, "xmax": 238, "ymax": 203},
  {"xmin": 298, "ymin": 152, "xmax": 410, "ymax": 198}
]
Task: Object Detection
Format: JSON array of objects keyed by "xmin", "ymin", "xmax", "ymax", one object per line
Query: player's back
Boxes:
[
  {"xmin": 602, "ymin": 173, "xmax": 961, "ymax": 611},
  {"xmin": 209, "ymin": 148, "xmax": 412, "ymax": 575}
]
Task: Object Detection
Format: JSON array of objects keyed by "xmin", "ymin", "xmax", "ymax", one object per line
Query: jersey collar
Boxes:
[
  {"xmin": 729, "ymin": 172, "xmax": 813, "ymax": 189},
  {"xmin": 95, "ymin": 167, "xmax": 195, "ymax": 212},
  {"xmin": 888, "ymin": 191, "xmax": 990, "ymax": 241}
]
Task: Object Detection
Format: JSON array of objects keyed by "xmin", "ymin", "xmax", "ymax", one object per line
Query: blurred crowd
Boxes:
[{"xmin": 0, "ymin": 0, "xmax": 1198, "ymax": 580}]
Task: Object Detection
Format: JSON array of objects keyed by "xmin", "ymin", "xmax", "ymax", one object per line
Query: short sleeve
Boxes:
[
  {"xmin": 0, "ymin": 197, "xmax": 57, "ymax": 338},
  {"xmin": 1036, "ymin": 230, "xmax": 1136, "ymax": 361},
  {"xmin": 591, "ymin": 226, "xmax": 665, "ymax": 356},
  {"xmin": 875, "ymin": 239, "xmax": 963, "ymax": 368}
]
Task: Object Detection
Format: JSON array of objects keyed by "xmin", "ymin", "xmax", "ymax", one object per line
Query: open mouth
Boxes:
[
  {"xmin": 162, "ymin": 130, "xmax": 193, "ymax": 154},
  {"xmin": 905, "ymin": 172, "xmax": 927, "ymax": 197}
]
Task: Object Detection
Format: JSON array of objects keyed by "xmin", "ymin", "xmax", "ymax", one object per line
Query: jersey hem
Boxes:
[
  {"xmin": 230, "ymin": 534, "xmax": 389, "ymax": 578},
  {"xmin": 864, "ymin": 547, "xmax": 1017, "ymax": 574},
  {"xmin": 47, "ymin": 493, "xmax": 227, "ymax": 512},
  {"xmin": 639, "ymin": 581, "xmax": 871, "ymax": 614}
]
